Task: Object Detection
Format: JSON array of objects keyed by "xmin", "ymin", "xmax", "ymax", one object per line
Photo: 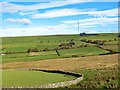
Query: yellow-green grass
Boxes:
[
  {"xmin": 2, "ymin": 33, "xmax": 118, "ymax": 53},
  {"xmin": 100, "ymin": 45, "xmax": 119, "ymax": 53},
  {"xmin": 79, "ymin": 33, "xmax": 118, "ymax": 41},
  {"xmin": 104, "ymin": 41, "xmax": 118, "ymax": 45},
  {"xmin": 2, "ymin": 70, "xmax": 75, "ymax": 88},
  {"xmin": 63, "ymin": 65, "xmax": 119, "ymax": 89},
  {"xmin": 2, "ymin": 33, "xmax": 118, "ymax": 64},
  {"xmin": 2, "ymin": 35, "xmax": 82, "ymax": 52},
  {"xmin": 3, "ymin": 54, "xmax": 118, "ymax": 71},
  {"xmin": 2, "ymin": 46, "xmax": 108, "ymax": 63},
  {"xmin": 2, "ymin": 33, "xmax": 119, "ymax": 89}
]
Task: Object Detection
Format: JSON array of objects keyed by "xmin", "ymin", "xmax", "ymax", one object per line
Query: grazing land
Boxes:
[
  {"xmin": 2, "ymin": 70, "xmax": 75, "ymax": 88},
  {"xmin": 2, "ymin": 33, "xmax": 119, "ymax": 63},
  {"xmin": 2, "ymin": 33, "xmax": 119, "ymax": 88},
  {"xmin": 64, "ymin": 65, "xmax": 119, "ymax": 88}
]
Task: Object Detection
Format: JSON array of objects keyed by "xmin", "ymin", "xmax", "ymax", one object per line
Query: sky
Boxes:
[{"xmin": 0, "ymin": 0, "xmax": 119, "ymax": 37}]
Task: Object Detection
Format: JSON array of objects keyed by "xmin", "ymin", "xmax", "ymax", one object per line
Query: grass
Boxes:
[
  {"xmin": 3, "ymin": 54, "xmax": 118, "ymax": 72},
  {"xmin": 2, "ymin": 70, "xmax": 75, "ymax": 88},
  {"xmin": 64, "ymin": 65, "xmax": 119, "ymax": 89},
  {"xmin": 79, "ymin": 33, "xmax": 118, "ymax": 41},
  {"xmin": 104, "ymin": 40, "xmax": 118, "ymax": 45},
  {"xmin": 2, "ymin": 35, "xmax": 81, "ymax": 52},
  {"xmin": 2, "ymin": 33, "xmax": 118, "ymax": 53},
  {"xmin": 2, "ymin": 54, "xmax": 118, "ymax": 88},
  {"xmin": 100, "ymin": 45, "xmax": 119, "ymax": 53},
  {"xmin": 2, "ymin": 33, "xmax": 118, "ymax": 64},
  {"xmin": 2, "ymin": 46, "xmax": 108, "ymax": 63},
  {"xmin": 2, "ymin": 33, "xmax": 119, "ymax": 88},
  {"xmin": 59, "ymin": 46, "xmax": 108, "ymax": 57}
]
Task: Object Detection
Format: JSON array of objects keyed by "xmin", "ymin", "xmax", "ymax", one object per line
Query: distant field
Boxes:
[
  {"xmin": 2, "ymin": 46, "xmax": 108, "ymax": 63},
  {"xmin": 100, "ymin": 45, "xmax": 119, "ymax": 53},
  {"xmin": 2, "ymin": 35, "xmax": 82, "ymax": 52},
  {"xmin": 2, "ymin": 33, "xmax": 118, "ymax": 63},
  {"xmin": 2, "ymin": 70, "xmax": 75, "ymax": 88},
  {"xmin": 2, "ymin": 33, "xmax": 118, "ymax": 53}
]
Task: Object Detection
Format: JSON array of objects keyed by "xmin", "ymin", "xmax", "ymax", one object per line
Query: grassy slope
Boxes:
[
  {"xmin": 2, "ymin": 54, "xmax": 119, "ymax": 89},
  {"xmin": 2, "ymin": 33, "xmax": 119, "ymax": 88},
  {"xmin": 64, "ymin": 65, "xmax": 119, "ymax": 89},
  {"xmin": 2, "ymin": 35, "xmax": 81, "ymax": 52},
  {"xmin": 2, "ymin": 33, "xmax": 118, "ymax": 63},
  {"xmin": 2, "ymin": 33, "xmax": 118, "ymax": 52},
  {"xmin": 2, "ymin": 70, "xmax": 75, "ymax": 87},
  {"xmin": 100, "ymin": 44, "xmax": 119, "ymax": 52},
  {"xmin": 2, "ymin": 46, "xmax": 108, "ymax": 63}
]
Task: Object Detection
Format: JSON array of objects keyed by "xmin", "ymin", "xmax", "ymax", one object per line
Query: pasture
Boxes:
[
  {"xmin": 66, "ymin": 65, "xmax": 119, "ymax": 88},
  {"xmin": 2, "ymin": 54, "xmax": 119, "ymax": 88},
  {"xmin": 2, "ymin": 70, "xmax": 75, "ymax": 88},
  {"xmin": 2, "ymin": 46, "xmax": 108, "ymax": 63},
  {"xmin": 2, "ymin": 33, "xmax": 118, "ymax": 52},
  {"xmin": 2, "ymin": 33, "xmax": 118, "ymax": 63},
  {"xmin": 2, "ymin": 33, "xmax": 119, "ymax": 88}
]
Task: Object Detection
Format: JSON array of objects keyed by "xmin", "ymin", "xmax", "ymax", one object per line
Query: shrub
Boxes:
[
  {"xmin": 72, "ymin": 55, "xmax": 78, "ymax": 57},
  {"xmin": 69, "ymin": 41, "xmax": 75, "ymax": 45},
  {"xmin": 43, "ymin": 48, "xmax": 49, "ymax": 51}
]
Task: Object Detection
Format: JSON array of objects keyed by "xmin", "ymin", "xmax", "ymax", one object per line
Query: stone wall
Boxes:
[
  {"xmin": 29, "ymin": 69, "xmax": 83, "ymax": 88},
  {"xmin": 2, "ymin": 69, "xmax": 83, "ymax": 89}
]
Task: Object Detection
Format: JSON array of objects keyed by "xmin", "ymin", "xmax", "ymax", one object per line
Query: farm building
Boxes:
[{"xmin": 80, "ymin": 33, "xmax": 98, "ymax": 36}]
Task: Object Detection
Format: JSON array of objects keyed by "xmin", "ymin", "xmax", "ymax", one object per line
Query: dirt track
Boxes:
[{"xmin": 2, "ymin": 54, "xmax": 118, "ymax": 72}]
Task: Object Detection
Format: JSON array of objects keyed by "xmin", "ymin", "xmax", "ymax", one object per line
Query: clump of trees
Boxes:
[{"xmin": 72, "ymin": 54, "xmax": 78, "ymax": 57}]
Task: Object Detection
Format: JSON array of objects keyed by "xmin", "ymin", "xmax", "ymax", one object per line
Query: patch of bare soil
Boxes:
[
  {"xmin": 28, "ymin": 52, "xmax": 39, "ymax": 56},
  {"xmin": 2, "ymin": 54, "xmax": 118, "ymax": 72}
]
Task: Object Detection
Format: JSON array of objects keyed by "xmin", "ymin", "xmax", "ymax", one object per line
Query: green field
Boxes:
[
  {"xmin": 2, "ymin": 33, "xmax": 118, "ymax": 63},
  {"xmin": 2, "ymin": 46, "xmax": 108, "ymax": 63},
  {"xmin": 2, "ymin": 33, "xmax": 118, "ymax": 53},
  {"xmin": 100, "ymin": 45, "xmax": 119, "ymax": 52},
  {"xmin": 2, "ymin": 33, "xmax": 119, "ymax": 88},
  {"xmin": 2, "ymin": 70, "xmax": 75, "ymax": 87}
]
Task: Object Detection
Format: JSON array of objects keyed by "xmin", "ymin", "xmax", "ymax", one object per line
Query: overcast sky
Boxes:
[{"xmin": 0, "ymin": 0, "xmax": 119, "ymax": 37}]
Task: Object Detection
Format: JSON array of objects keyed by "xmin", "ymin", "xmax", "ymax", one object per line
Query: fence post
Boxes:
[{"xmin": 56, "ymin": 50, "xmax": 60, "ymax": 56}]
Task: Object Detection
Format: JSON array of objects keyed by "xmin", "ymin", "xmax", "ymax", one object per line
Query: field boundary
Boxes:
[
  {"xmin": 28, "ymin": 68, "xmax": 83, "ymax": 88},
  {"xmin": 2, "ymin": 69, "xmax": 83, "ymax": 88}
]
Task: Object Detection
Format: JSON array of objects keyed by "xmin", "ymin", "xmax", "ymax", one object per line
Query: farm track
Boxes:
[{"xmin": 2, "ymin": 54, "xmax": 118, "ymax": 72}]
